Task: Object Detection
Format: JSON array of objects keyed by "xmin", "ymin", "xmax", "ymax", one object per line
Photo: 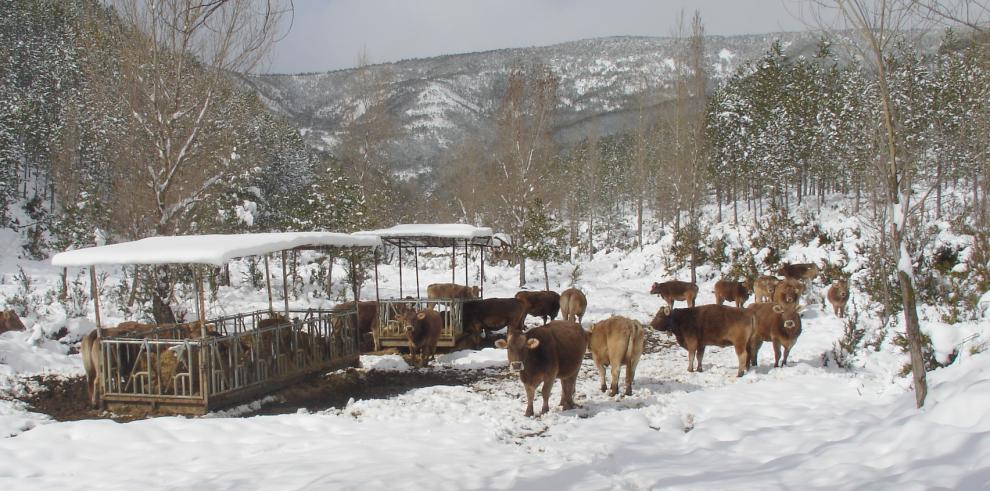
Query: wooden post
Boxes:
[
  {"xmin": 264, "ymin": 255, "xmax": 274, "ymax": 313},
  {"xmin": 451, "ymin": 243, "xmax": 456, "ymax": 283},
  {"xmin": 350, "ymin": 252, "xmax": 359, "ymax": 303},
  {"xmin": 374, "ymin": 249, "xmax": 381, "ymax": 303},
  {"xmin": 195, "ymin": 267, "xmax": 206, "ymax": 338},
  {"xmin": 480, "ymin": 248, "xmax": 485, "ymax": 299},
  {"xmin": 464, "ymin": 242, "xmax": 469, "ymax": 287},
  {"xmin": 414, "ymin": 246, "xmax": 420, "ymax": 298},
  {"xmin": 89, "ymin": 266, "xmax": 102, "ymax": 334},
  {"xmin": 398, "ymin": 240, "xmax": 404, "ymax": 298},
  {"xmin": 280, "ymin": 250, "xmax": 290, "ymax": 318}
]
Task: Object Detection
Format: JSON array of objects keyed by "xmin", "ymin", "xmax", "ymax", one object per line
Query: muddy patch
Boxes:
[{"xmin": 14, "ymin": 375, "xmax": 142, "ymax": 423}]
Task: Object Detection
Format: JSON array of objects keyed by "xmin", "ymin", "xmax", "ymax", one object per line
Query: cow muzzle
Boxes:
[
  {"xmin": 509, "ymin": 361, "xmax": 523, "ymax": 372},
  {"xmin": 784, "ymin": 320, "xmax": 795, "ymax": 329}
]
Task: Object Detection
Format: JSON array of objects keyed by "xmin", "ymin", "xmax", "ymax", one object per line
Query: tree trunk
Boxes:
[
  {"xmin": 151, "ymin": 265, "xmax": 176, "ymax": 324},
  {"xmin": 518, "ymin": 254, "xmax": 527, "ymax": 287},
  {"xmin": 60, "ymin": 268, "xmax": 68, "ymax": 301},
  {"xmin": 127, "ymin": 266, "xmax": 140, "ymax": 307},
  {"xmin": 543, "ymin": 259, "xmax": 549, "ymax": 291},
  {"xmin": 637, "ymin": 194, "xmax": 644, "ymax": 249}
]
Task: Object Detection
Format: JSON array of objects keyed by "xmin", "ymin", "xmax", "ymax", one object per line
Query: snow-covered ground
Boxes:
[{"xmin": 1, "ymin": 199, "xmax": 989, "ymax": 489}]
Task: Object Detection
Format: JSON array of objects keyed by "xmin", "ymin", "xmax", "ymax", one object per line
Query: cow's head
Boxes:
[
  {"xmin": 650, "ymin": 305, "xmax": 673, "ymax": 331},
  {"xmin": 649, "ymin": 282, "xmax": 662, "ymax": 295},
  {"xmin": 742, "ymin": 279, "xmax": 754, "ymax": 293},
  {"xmin": 470, "ymin": 286, "xmax": 480, "ymax": 298},
  {"xmin": 495, "ymin": 328, "xmax": 539, "ymax": 372},
  {"xmin": 772, "ymin": 303, "xmax": 804, "ymax": 330}
]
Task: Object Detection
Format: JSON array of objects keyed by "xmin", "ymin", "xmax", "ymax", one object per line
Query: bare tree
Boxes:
[{"xmin": 110, "ymin": 0, "xmax": 288, "ymax": 321}]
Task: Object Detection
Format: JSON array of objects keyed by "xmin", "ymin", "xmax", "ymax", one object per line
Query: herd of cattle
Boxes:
[{"xmin": 77, "ymin": 261, "xmax": 851, "ymax": 417}]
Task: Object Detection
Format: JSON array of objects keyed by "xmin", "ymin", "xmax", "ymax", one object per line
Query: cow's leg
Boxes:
[
  {"xmin": 596, "ymin": 360, "xmax": 607, "ymax": 393},
  {"xmin": 524, "ymin": 383, "xmax": 537, "ymax": 417},
  {"xmin": 560, "ymin": 375, "xmax": 578, "ymax": 410},
  {"xmin": 686, "ymin": 343, "xmax": 696, "ymax": 373},
  {"xmin": 540, "ymin": 379, "xmax": 554, "ymax": 415},
  {"xmin": 749, "ymin": 340, "xmax": 762, "ymax": 367},
  {"xmin": 608, "ymin": 361, "xmax": 622, "ymax": 397},
  {"xmin": 696, "ymin": 345, "xmax": 706, "ymax": 372},
  {"xmin": 772, "ymin": 341, "xmax": 783, "ymax": 368},
  {"xmin": 781, "ymin": 342, "xmax": 792, "ymax": 367},
  {"xmin": 735, "ymin": 343, "xmax": 748, "ymax": 377},
  {"xmin": 624, "ymin": 360, "xmax": 637, "ymax": 396}
]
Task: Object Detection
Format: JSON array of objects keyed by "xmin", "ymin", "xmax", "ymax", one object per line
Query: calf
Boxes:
[
  {"xmin": 772, "ymin": 278, "xmax": 804, "ymax": 305},
  {"xmin": 495, "ymin": 321, "xmax": 587, "ymax": 417},
  {"xmin": 333, "ymin": 301, "xmax": 379, "ymax": 352},
  {"xmin": 827, "ymin": 279, "xmax": 850, "ymax": 318},
  {"xmin": 559, "ymin": 288, "xmax": 588, "ymax": 323},
  {"xmin": 515, "ymin": 290, "xmax": 561, "ymax": 325},
  {"xmin": 753, "ymin": 275, "xmax": 780, "ymax": 303},
  {"xmin": 462, "ymin": 298, "xmax": 526, "ymax": 334},
  {"xmin": 588, "ymin": 316, "xmax": 644, "ymax": 396},
  {"xmin": 714, "ymin": 279, "xmax": 751, "ymax": 308},
  {"xmin": 747, "ymin": 302, "xmax": 804, "ymax": 367},
  {"xmin": 778, "ymin": 262, "xmax": 819, "ymax": 281},
  {"xmin": 427, "ymin": 283, "xmax": 479, "ymax": 309},
  {"xmin": 650, "ymin": 304, "xmax": 754, "ymax": 377},
  {"xmin": 649, "ymin": 280, "xmax": 698, "ymax": 308},
  {"xmin": 401, "ymin": 310, "xmax": 443, "ymax": 367}
]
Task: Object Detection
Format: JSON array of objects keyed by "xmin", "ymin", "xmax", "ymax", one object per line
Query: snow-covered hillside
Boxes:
[{"xmin": 1, "ymin": 194, "xmax": 988, "ymax": 489}]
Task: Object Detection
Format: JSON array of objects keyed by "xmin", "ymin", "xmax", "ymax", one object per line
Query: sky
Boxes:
[{"xmin": 265, "ymin": 0, "xmax": 823, "ymax": 74}]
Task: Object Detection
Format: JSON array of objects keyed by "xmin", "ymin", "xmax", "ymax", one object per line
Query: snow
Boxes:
[
  {"xmin": 357, "ymin": 223, "xmax": 494, "ymax": 240},
  {"xmin": 50, "ymin": 232, "xmax": 382, "ymax": 267}
]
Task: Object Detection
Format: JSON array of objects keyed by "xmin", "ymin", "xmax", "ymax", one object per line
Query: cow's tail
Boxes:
[{"xmin": 627, "ymin": 320, "xmax": 643, "ymax": 361}]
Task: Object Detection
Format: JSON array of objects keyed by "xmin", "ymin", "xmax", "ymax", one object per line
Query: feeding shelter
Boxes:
[
  {"xmin": 355, "ymin": 224, "xmax": 507, "ymax": 350},
  {"xmin": 52, "ymin": 232, "xmax": 381, "ymax": 415}
]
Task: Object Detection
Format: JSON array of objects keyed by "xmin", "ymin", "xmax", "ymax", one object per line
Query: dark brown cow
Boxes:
[
  {"xmin": 772, "ymin": 278, "xmax": 804, "ymax": 305},
  {"xmin": 778, "ymin": 262, "xmax": 820, "ymax": 281},
  {"xmin": 559, "ymin": 288, "xmax": 588, "ymax": 323},
  {"xmin": 588, "ymin": 316, "xmax": 644, "ymax": 396},
  {"xmin": 714, "ymin": 280, "xmax": 751, "ymax": 308},
  {"xmin": 827, "ymin": 279, "xmax": 850, "ymax": 318},
  {"xmin": 462, "ymin": 298, "xmax": 526, "ymax": 334},
  {"xmin": 495, "ymin": 321, "xmax": 587, "ymax": 417},
  {"xmin": 401, "ymin": 309, "xmax": 443, "ymax": 367},
  {"xmin": 747, "ymin": 302, "xmax": 804, "ymax": 367},
  {"xmin": 333, "ymin": 301, "xmax": 379, "ymax": 352},
  {"xmin": 0, "ymin": 310, "xmax": 26, "ymax": 334},
  {"xmin": 753, "ymin": 275, "xmax": 781, "ymax": 303},
  {"xmin": 515, "ymin": 290, "xmax": 561, "ymax": 325},
  {"xmin": 650, "ymin": 304, "xmax": 755, "ymax": 377},
  {"xmin": 649, "ymin": 280, "xmax": 699, "ymax": 308}
]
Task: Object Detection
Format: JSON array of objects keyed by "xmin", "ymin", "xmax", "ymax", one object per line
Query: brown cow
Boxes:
[
  {"xmin": 649, "ymin": 280, "xmax": 698, "ymax": 308},
  {"xmin": 333, "ymin": 301, "xmax": 379, "ymax": 352},
  {"xmin": 778, "ymin": 262, "xmax": 820, "ymax": 281},
  {"xmin": 827, "ymin": 280, "xmax": 850, "ymax": 318},
  {"xmin": 714, "ymin": 280, "xmax": 751, "ymax": 308},
  {"xmin": 81, "ymin": 323, "xmax": 161, "ymax": 407},
  {"xmin": 650, "ymin": 304, "xmax": 755, "ymax": 377},
  {"xmin": 772, "ymin": 278, "xmax": 805, "ymax": 305},
  {"xmin": 515, "ymin": 290, "xmax": 561, "ymax": 325},
  {"xmin": 427, "ymin": 283, "xmax": 479, "ymax": 303},
  {"xmin": 0, "ymin": 310, "xmax": 27, "ymax": 334},
  {"xmin": 401, "ymin": 309, "xmax": 443, "ymax": 367},
  {"xmin": 495, "ymin": 321, "xmax": 587, "ymax": 417},
  {"xmin": 462, "ymin": 298, "xmax": 526, "ymax": 334},
  {"xmin": 588, "ymin": 316, "xmax": 644, "ymax": 396},
  {"xmin": 753, "ymin": 275, "xmax": 781, "ymax": 303},
  {"xmin": 559, "ymin": 288, "xmax": 588, "ymax": 323},
  {"xmin": 747, "ymin": 302, "xmax": 804, "ymax": 367}
]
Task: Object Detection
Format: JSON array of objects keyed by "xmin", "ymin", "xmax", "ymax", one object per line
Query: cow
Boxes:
[
  {"xmin": 778, "ymin": 262, "xmax": 820, "ymax": 281},
  {"xmin": 827, "ymin": 279, "xmax": 850, "ymax": 318},
  {"xmin": 400, "ymin": 309, "xmax": 443, "ymax": 367},
  {"xmin": 559, "ymin": 288, "xmax": 588, "ymax": 323},
  {"xmin": 650, "ymin": 304, "xmax": 755, "ymax": 377},
  {"xmin": 81, "ymin": 323, "xmax": 161, "ymax": 408},
  {"xmin": 649, "ymin": 280, "xmax": 699, "ymax": 308},
  {"xmin": 753, "ymin": 275, "xmax": 781, "ymax": 303},
  {"xmin": 462, "ymin": 298, "xmax": 527, "ymax": 334},
  {"xmin": 772, "ymin": 278, "xmax": 804, "ymax": 305},
  {"xmin": 588, "ymin": 316, "xmax": 644, "ymax": 396},
  {"xmin": 747, "ymin": 302, "xmax": 804, "ymax": 368},
  {"xmin": 0, "ymin": 310, "xmax": 26, "ymax": 334},
  {"xmin": 495, "ymin": 321, "xmax": 587, "ymax": 417},
  {"xmin": 426, "ymin": 283, "xmax": 479, "ymax": 309},
  {"xmin": 333, "ymin": 301, "xmax": 379, "ymax": 352},
  {"xmin": 515, "ymin": 290, "xmax": 561, "ymax": 325},
  {"xmin": 714, "ymin": 279, "xmax": 751, "ymax": 308}
]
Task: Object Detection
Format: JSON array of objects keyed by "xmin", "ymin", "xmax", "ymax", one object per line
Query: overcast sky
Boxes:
[{"xmin": 265, "ymin": 0, "xmax": 821, "ymax": 74}]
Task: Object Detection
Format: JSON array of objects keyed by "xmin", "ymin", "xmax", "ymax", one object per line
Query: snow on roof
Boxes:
[
  {"xmin": 355, "ymin": 224, "xmax": 497, "ymax": 248},
  {"xmin": 51, "ymin": 232, "xmax": 381, "ymax": 268},
  {"xmin": 357, "ymin": 224, "xmax": 493, "ymax": 239}
]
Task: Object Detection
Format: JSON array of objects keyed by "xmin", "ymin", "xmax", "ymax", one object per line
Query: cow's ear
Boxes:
[
  {"xmin": 796, "ymin": 304, "xmax": 806, "ymax": 314},
  {"xmin": 417, "ymin": 312, "xmax": 426, "ymax": 320},
  {"xmin": 495, "ymin": 339, "xmax": 508, "ymax": 349},
  {"xmin": 526, "ymin": 338, "xmax": 541, "ymax": 349},
  {"xmin": 772, "ymin": 304, "xmax": 784, "ymax": 314}
]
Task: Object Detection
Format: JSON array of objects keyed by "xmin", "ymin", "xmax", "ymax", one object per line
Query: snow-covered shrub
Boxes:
[
  {"xmin": 831, "ymin": 302, "xmax": 866, "ymax": 368},
  {"xmin": 4, "ymin": 267, "xmax": 40, "ymax": 317}
]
